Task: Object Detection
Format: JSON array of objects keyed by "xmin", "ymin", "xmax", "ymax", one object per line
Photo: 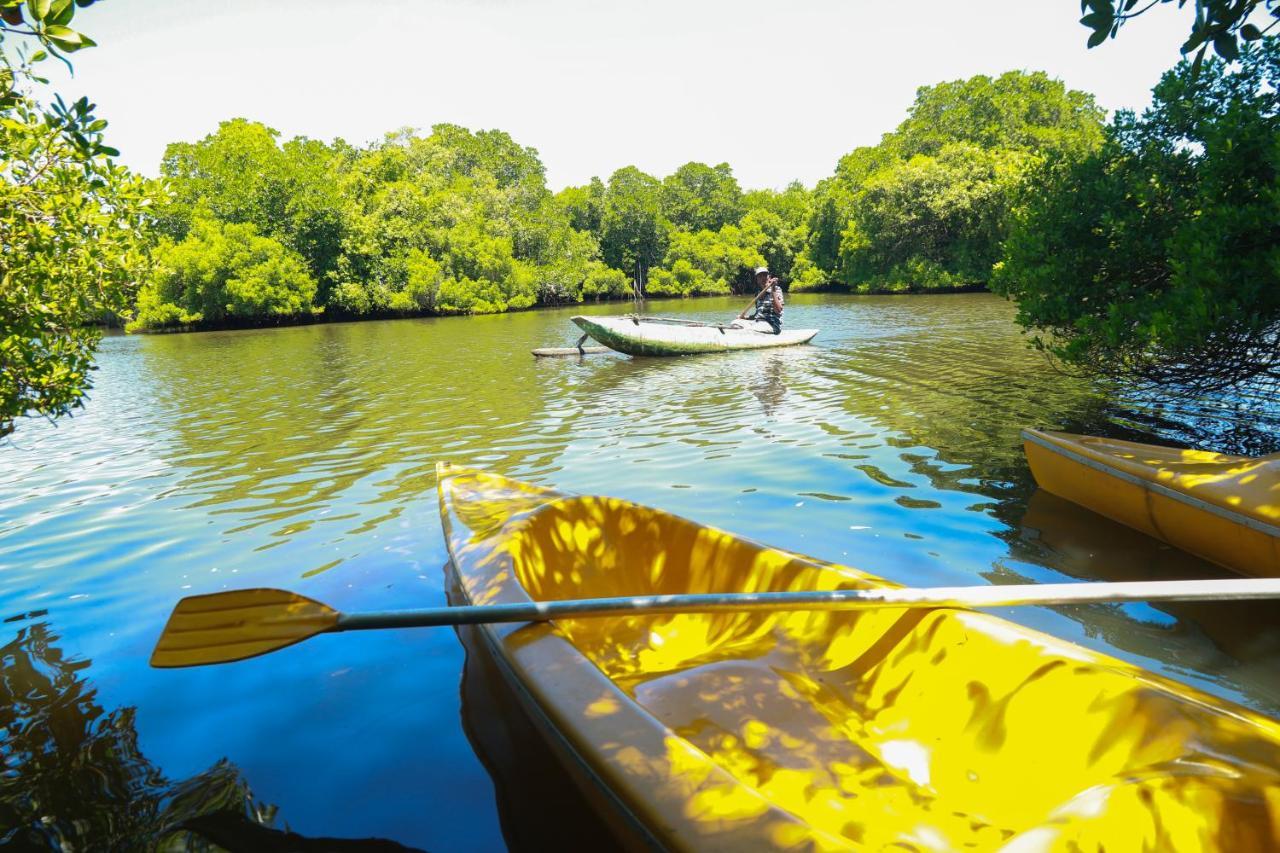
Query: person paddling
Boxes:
[{"xmin": 737, "ymin": 266, "xmax": 784, "ymax": 334}]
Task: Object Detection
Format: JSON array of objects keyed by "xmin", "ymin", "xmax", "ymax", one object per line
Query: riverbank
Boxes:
[{"xmin": 122, "ymin": 281, "xmax": 992, "ymax": 335}]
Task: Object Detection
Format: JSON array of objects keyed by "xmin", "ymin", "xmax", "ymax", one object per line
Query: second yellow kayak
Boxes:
[{"xmin": 1023, "ymin": 428, "xmax": 1280, "ymax": 577}]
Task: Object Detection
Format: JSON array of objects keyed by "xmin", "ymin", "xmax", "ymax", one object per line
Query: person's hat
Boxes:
[{"xmin": 754, "ymin": 266, "xmax": 770, "ymax": 276}]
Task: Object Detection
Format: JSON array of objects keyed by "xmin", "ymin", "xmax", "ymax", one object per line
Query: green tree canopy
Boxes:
[
  {"xmin": 891, "ymin": 71, "xmax": 1106, "ymax": 161},
  {"xmin": 599, "ymin": 166, "xmax": 669, "ymax": 283},
  {"xmin": 661, "ymin": 161, "xmax": 744, "ymax": 233},
  {"xmin": 648, "ymin": 224, "xmax": 765, "ymax": 297},
  {"xmin": 131, "ymin": 219, "xmax": 317, "ymax": 329},
  {"xmin": 994, "ymin": 39, "xmax": 1280, "ymax": 394},
  {"xmin": 158, "ymin": 119, "xmax": 351, "ymax": 292},
  {"xmin": 798, "ymin": 70, "xmax": 1105, "ymax": 293},
  {"xmin": 554, "ymin": 177, "xmax": 606, "ymax": 236}
]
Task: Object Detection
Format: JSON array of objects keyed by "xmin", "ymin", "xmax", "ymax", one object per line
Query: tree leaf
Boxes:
[
  {"xmin": 49, "ymin": 0, "xmax": 74, "ymax": 25},
  {"xmin": 43, "ymin": 24, "xmax": 81, "ymax": 42},
  {"xmin": 1087, "ymin": 28, "xmax": 1110, "ymax": 47},
  {"xmin": 29, "ymin": 0, "xmax": 52, "ymax": 20},
  {"xmin": 1240, "ymin": 23, "xmax": 1262, "ymax": 40},
  {"xmin": 1212, "ymin": 32, "xmax": 1238, "ymax": 60}
]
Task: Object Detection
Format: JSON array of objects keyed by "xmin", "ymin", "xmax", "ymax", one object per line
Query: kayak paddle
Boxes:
[{"xmin": 150, "ymin": 577, "xmax": 1280, "ymax": 668}]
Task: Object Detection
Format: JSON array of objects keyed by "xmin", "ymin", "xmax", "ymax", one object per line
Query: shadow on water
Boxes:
[{"xmin": 0, "ymin": 621, "xmax": 422, "ymax": 852}]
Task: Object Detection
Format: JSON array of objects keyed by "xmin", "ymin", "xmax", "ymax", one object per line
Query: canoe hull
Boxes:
[
  {"xmin": 449, "ymin": 574, "xmax": 646, "ymax": 851},
  {"xmin": 438, "ymin": 462, "xmax": 1280, "ymax": 851},
  {"xmin": 571, "ymin": 315, "xmax": 817, "ymax": 356},
  {"xmin": 1023, "ymin": 428, "xmax": 1280, "ymax": 578}
]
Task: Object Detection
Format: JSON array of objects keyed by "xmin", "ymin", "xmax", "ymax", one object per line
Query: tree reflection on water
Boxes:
[{"xmin": 0, "ymin": 622, "xmax": 422, "ymax": 852}]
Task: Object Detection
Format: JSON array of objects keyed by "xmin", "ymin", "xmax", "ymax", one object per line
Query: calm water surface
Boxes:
[{"xmin": 2, "ymin": 293, "xmax": 1278, "ymax": 849}]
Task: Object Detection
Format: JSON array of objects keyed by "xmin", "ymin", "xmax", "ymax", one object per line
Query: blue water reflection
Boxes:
[{"xmin": 1, "ymin": 293, "xmax": 1276, "ymax": 848}]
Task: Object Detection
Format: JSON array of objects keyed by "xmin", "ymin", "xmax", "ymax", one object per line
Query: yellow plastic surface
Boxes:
[
  {"xmin": 1023, "ymin": 429, "xmax": 1280, "ymax": 577},
  {"xmin": 150, "ymin": 588, "xmax": 339, "ymax": 668},
  {"xmin": 437, "ymin": 462, "xmax": 1280, "ymax": 851}
]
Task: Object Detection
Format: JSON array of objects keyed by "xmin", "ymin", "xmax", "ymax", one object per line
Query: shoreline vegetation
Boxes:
[
  {"xmin": 125, "ymin": 70, "xmax": 1103, "ymax": 335},
  {"xmin": 114, "ymin": 282, "xmax": 991, "ymax": 336},
  {"xmin": 3, "ymin": 0, "xmax": 1276, "ymax": 436}
]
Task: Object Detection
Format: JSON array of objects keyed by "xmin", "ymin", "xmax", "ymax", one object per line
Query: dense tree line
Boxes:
[
  {"xmin": 128, "ymin": 47, "xmax": 1277, "ymax": 396},
  {"xmin": 4, "ymin": 0, "xmax": 1276, "ymax": 435},
  {"xmin": 129, "ymin": 68, "xmax": 1106, "ymax": 330}
]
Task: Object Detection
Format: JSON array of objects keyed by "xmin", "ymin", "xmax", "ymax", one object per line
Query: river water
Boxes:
[{"xmin": 2, "ymin": 293, "xmax": 1277, "ymax": 849}]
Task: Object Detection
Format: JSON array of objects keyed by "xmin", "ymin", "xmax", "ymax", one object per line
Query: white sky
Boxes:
[{"xmin": 38, "ymin": 0, "xmax": 1192, "ymax": 190}]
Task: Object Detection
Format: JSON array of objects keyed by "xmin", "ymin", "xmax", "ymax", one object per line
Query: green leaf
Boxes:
[
  {"xmin": 43, "ymin": 24, "xmax": 80, "ymax": 43},
  {"xmin": 1087, "ymin": 28, "xmax": 1110, "ymax": 47},
  {"xmin": 1240, "ymin": 23, "xmax": 1262, "ymax": 40},
  {"xmin": 28, "ymin": 0, "xmax": 52, "ymax": 20},
  {"xmin": 49, "ymin": 0, "xmax": 74, "ymax": 25},
  {"xmin": 1081, "ymin": 11, "xmax": 1113, "ymax": 29},
  {"xmin": 43, "ymin": 23, "xmax": 93, "ymax": 51},
  {"xmin": 96, "ymin": 145, "xmax": 119, "ymax": 157},
  {"xmin": 1212, "ymin": 32, "xmax": 1238, "ymax": 60}
]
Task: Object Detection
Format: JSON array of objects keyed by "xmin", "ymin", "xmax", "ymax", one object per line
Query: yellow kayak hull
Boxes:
[
  {"xmin": 1022, "ymin": 429, "xmax": 1280, "ymax": 578},
  {"xmin": 438, "ymin": 462, "xmax": 1280, "ymax": 851}
]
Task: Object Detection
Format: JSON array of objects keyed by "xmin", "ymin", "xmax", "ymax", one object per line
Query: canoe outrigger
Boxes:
[
  {"xmin": 1023, "ymin": 428, "xmax": 1279, "ymax": 577},
  {"xmin": 567, "ymin": 314, "xmax": 818, "ymax": 357},
  {"xmin": 437, "ymin": 464, "xmax": 1280, "ymax": 851}
]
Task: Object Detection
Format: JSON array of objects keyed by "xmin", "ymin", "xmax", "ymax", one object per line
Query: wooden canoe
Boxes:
[
  {"xmin": 438, "ymin": 462, "xmax": 1280, "ymax": 851},
  {"xmin": 571, "ymin": 315, "xmax": 818, "ymax": 356},
  {"xmin": 1023, "ymin": 428, "xmax": 1280, "ymax": 578}
]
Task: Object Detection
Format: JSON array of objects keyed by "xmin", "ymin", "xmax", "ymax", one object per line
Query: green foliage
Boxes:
[
  {"xmin": 648, "ymin": 260, "xmax": 719, "ymax": 297},
  {"xmin": 158, "ymin": 119, "xmax": 350, "ymax": 294},
  {"xmin": 648, "ymin": 223, "xmax": 766, "ymax": 296},
  {"xmin": 741, "ymin": 183, "xmax": 812, "ymax": 280},
  {"xmin": 840, "ymin": 144, "xmax": 1030, "ymax": 291},
  {"xmin": 154, "ymin": 121, "xmax": 644, "ymax": 321},
  {"xmin": 799, "ymin": 70, "xmax": 1105, "ymax": 292},
  {"xmin": 1, "ymin": 1, "xmax": 155, "ymax": 437},
  {"xmin": 891, "ymin": 72, "xmax": 1105, "ymax": 161},
  {"xmin": 994, "ymin": 40, "xmax": 1280, "ymax": 393},
  {"xmin": 580, "ymin": 263, "xmax": 630, "ymax": 300},
  {"xmin": 599, "ymin": 166, "xmax": 669, "ymax": 281},
  {"xmin": 331, "ymin": 125, "xmax": 567, "ymax": 314},
  {"xmin": 1078, "ymin": 0, "xmax": 1278, "ymax": 71},
  {"xmin": 661, "ymin": 162, "xmax": 743, "ymax": 233},
  {"xmin": 0, "ymin": 1, "xmax": 103, "ymax": 107},
  {"xmin": 554, "ymin": 178, "xmax": 605, "ymax": 236},
  {"xmin": 130, "ymin": 220, "xmax": 317, "ymax": 329}
]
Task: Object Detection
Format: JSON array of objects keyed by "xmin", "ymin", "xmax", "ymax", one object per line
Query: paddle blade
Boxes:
[{"xmin": 150, "ymin": 588, "xmax": 340, "ymax": 668}]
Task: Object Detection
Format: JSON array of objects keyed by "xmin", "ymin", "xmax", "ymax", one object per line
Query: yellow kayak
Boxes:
[
  {"xmin": 1022, "ymin": 429, "xmax": 1280, "ymax": 578},
  {"xmin": 438, "ymin": 462, "xmax": 1280, "ymax": 851}
]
